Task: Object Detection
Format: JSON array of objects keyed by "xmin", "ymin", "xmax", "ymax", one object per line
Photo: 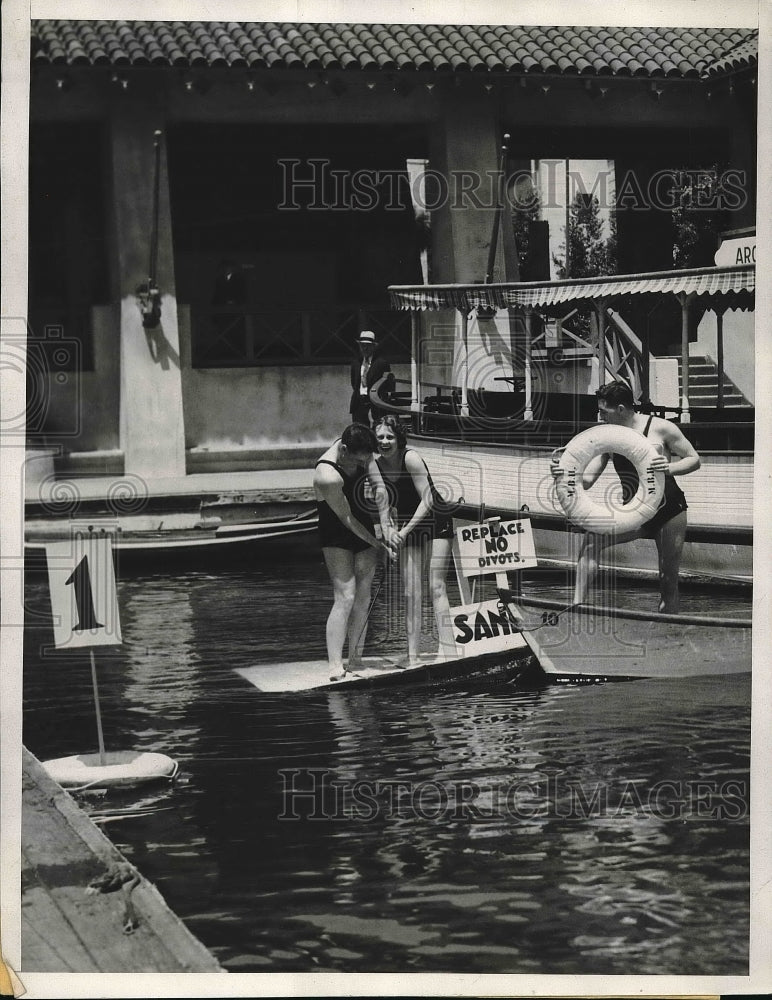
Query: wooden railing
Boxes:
[{"xmin": 190, "ymin": 303, "xmax": 412, "ymax": 367}]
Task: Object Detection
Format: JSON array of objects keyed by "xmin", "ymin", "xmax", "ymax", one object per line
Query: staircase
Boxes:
[{"xmin": 672, "ymin": 355, "xmax": 753, "ymax": 408}]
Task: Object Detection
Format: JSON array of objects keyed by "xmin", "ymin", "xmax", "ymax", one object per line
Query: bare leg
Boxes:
[
  {"xmin": 574, "ymin": 533, "xmax": 609, "ymax": 604},
  {"xmin": 429, "ymin": 537, "xmax": 456, "ymax": 660},
  {"xmin": 346, "ymin": 547, "xmax": 378, "ymax": 668},
  {"xmin": 322, "ymin": 547, "xmax": 357, "ymax": 679},
  {"xmin": 401, "ymin": 542, "xmax": 423, "ymax": 665},
  {"xmin": 654, "ymin": 510, "xmax": 687, "ymax": 613},
  {"xmin": 573, "ymin": 529, "xmax": 637, "ymax": 604}
]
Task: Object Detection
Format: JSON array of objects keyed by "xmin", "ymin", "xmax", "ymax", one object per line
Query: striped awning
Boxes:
[{"xmin": 388, "ymin": 264, "xmax": 755, "ymax": 311}]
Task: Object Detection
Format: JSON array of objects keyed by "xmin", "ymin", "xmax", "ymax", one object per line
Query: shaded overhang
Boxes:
[{"xmin": 388, "ymin": 264, "xmax": 755, "ymax": 312}]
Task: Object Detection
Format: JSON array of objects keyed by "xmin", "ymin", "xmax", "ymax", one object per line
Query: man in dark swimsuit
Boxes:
[
  {"xmin": 314, "ymin": 423, "xmax": 400, "ymax": 680},
  {"xmin": 553, "ymin": 381, "xmax": 700, "ymax": 613}
]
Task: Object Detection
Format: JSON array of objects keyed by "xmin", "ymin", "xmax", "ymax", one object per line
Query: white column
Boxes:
[
  {"xmin": 459, "ymin": 310, "xmax": 469, "ymax": 416},
  {"xmin": 111, "ymin": 103, "xmax": 186, "ymax": 480},
  {"xmin": 716, "ymin": 309, "xmax": 725, "ymax": 409},
  {"xmin": 679, "ymin": 292, "xmax": 692, "ymax": 423},
  {"xmin": 595, "ymin": 300, "xmax": 607, "ymax": 388},
  {"xmin": 410, "ymin": 311, "xmax": 420, "ymax": 418},
  {"xmin": 524, "ymin": 308, "xmax": 534, "ymax": 421}
]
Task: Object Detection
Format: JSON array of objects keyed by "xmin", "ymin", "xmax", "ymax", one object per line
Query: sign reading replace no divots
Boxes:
[{"xmin": 455, "ymin": 518, "xmax": 537, "ymax": 578}]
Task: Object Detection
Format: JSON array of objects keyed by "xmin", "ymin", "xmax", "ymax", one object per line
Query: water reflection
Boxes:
[{"xmin": 22, "ymin": 555, "xmax": 750, "ymax": 975}]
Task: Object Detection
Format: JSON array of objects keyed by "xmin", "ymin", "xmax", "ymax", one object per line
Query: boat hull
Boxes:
[
  {"xmin": 412, "ymin": 434, "xmax": 752, "ymax": 585},
  {"xmin": 24, "ymin": 509, "xmax": 318, "ymax": 554},
  {"xmin": 498, "ymin": 590, "xmax": 751, "ymax": 682}
]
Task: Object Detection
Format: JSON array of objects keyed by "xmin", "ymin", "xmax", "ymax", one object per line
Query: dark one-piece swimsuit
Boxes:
[
  {"xmin": 377, "ymin": 450, "xmax": 454, "ymax": 546},
  {"xmin": 315, "ymin": 458, "xmax": 374, "ymax": 553},
  {"xmin": 611, "ymin": 415, "xmax": 688, "ymax": 537}
]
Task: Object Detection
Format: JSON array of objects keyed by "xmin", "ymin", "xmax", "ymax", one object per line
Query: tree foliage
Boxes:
[
  {"xmin": 669, "ymin": 166, "xmax": 728, "ymax": 269},
  {"xmin": 553, "ymin": 192, "xmax": 617, "ymax": 279}
]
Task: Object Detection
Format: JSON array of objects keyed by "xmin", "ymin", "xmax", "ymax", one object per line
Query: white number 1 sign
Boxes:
[{"xmin": 45, "ymin": 532, "xmax": 122, "ymax": 649}]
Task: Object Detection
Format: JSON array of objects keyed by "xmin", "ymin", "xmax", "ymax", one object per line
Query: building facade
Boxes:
[{"xmin": 27, "ymin": 21, "xmax": 758, "ymax": 481}]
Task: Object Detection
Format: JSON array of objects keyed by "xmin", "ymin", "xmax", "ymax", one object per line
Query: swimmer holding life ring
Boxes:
[
  {"xmin": 550, "ymin": 382, "xmax": 700, "ymax": 613},
  {"xmin": 552, "ymin": 424, "xmax": 665, "ymax": 535}
]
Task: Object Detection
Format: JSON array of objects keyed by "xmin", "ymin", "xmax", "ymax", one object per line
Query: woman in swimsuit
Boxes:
[
  {"xmin": 551, "ymin": 381, "xmax": 700, "ymax": 613},
  {"xmin": 374, "ymin": 415, "xmax": 457, "ymax": 666},
  {"xmin": 314, "ymin": 423, "xmax": 399, "ymax": 681}
]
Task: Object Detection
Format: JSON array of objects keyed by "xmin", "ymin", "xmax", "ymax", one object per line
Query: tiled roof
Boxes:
[
  {"xmin": 31, "ymin": 21, "xmax": 757, "ymax": 79},
  {"xmin": 702, "ymin": 32, "xmax": 759, "ymax": 76}
]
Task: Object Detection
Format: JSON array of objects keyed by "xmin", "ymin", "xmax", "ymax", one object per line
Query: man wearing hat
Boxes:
[{"xmin": 349, "ymin": 330, "xmax": 391, "ymax": 426}]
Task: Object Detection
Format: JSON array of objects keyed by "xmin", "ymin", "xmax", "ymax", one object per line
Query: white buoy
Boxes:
[
  {"xmin": 42, "ymin": 750, "xmax": 178, "ymax": 790},
  {"xmin": 42, "ymin": 534, "xmax": 178, "ymax": 792}
]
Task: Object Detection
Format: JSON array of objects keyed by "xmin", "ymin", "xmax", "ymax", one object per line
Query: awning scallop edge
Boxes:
[{"xmin": 388, "ymin": 264, "xmax": 755, "ymax": 311}]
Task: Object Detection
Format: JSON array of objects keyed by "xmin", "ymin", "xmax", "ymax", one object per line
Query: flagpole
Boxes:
[{"xmin": 89, "ymin": 649, "xmax": 106, "ymax": 766}]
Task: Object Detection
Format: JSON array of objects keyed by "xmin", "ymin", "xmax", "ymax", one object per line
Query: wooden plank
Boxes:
[
  {"xmin": 236, "ymin": 654, "xmax": 406, "ymax": 692},
  {"xmin": 21, "ymin": 749, "xmax": 224, "ymax": 973},
  {"xmin": 235, "ymin": 643, "xmax": 531, "ymax": 694}
]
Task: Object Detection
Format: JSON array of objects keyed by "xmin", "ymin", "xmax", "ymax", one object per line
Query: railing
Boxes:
[
  {"xmin": 532, "ymin": 305, "xmax": 646, "ymax": 398},
  {"xmin": 371, "ymin": 375, "xmax": 754, "ymax": 451},
  {"xmin": 190, "ymin": 303, "xmax": 412, "ymax": 367}
]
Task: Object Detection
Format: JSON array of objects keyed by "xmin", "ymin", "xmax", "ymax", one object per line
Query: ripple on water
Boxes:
[{"xmin": 22, "ymin": 562, "xmax": 751, "ymax": 975}]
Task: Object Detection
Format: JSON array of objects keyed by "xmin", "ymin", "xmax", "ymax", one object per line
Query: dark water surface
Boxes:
[{"xmin": 23, "ymin": 545, "xmax": 750, "ymax": 974}]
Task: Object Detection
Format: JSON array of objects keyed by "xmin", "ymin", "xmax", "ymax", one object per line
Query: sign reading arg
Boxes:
[{"xmin": 714, "ymin": 236, "xmax": 756, "ymax": 267}]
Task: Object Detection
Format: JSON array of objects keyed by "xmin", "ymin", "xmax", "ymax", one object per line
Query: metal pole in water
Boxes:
[{"xmin": 90, "ymin": 649, "xmax": 106, "ymax": 766}]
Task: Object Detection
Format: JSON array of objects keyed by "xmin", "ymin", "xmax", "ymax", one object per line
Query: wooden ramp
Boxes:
[
  {"xmin": 499, "ymin": 592, "xmax": 752, "ymax": 682},
  {"xmin": 21, "ymin": 747, "xmax": 224, "ymax": 973},
  {"xmin": 236, "ymin": 644, "xmax": 532, "ymax": 694}
]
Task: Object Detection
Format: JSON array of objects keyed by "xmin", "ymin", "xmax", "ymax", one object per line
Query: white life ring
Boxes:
[
  {"xmin": 553, "ymin": 424, "xmax": 665, "ymax": 535},
  {"xmin": 42, "ymin": 750, "xmax": 178, "ymax": 790}
]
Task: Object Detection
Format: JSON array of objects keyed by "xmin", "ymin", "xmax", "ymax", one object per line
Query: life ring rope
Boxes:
[{"xmin": 553, "ymin": 424, "xmax": 665, "ymax": 535}]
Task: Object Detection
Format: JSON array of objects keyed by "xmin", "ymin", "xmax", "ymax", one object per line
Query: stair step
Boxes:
[
  {"xmin": 684, "ymin": 375, "xmax": 737, "ymax": 384},
  {"xmin": 668, "ymin": 354, "xmax": 752, "ymax": 407}
]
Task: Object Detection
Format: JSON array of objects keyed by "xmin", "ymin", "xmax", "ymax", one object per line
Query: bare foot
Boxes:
[{"xmin": 329, "ymin": 667, "xmax": 360, "ymax": 682}]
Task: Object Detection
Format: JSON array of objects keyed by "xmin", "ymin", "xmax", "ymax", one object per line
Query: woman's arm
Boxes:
[
  {"xmin": 365, "ymin": 458, "xmax": 401, "ymax": 552},
  {"xmin": 396, "ymin": 451, "xmax": 434, "ymax": 540}
]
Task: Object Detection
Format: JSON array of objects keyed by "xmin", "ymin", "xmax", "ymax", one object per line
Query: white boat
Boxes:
[
  {"xmin": 24, "ymin": 506, "xmax": 318, "ymax": 554},
  {"xmin": 408, "ymin": 435, "xmax": 752, "ymax": 586},
  {"xmin": 382, "ymin": 264, "xmax": 755, "ymax": 587},
  {"xmin": 497, "ymin": 588, "xmax": 751, "ymax": 684}
]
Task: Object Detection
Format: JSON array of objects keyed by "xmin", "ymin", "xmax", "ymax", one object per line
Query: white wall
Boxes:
[
  {"xmin": 695, "ymin": 308, "xmax": 755, "ymax": 405},
  {"xmin": 650, "ymin": 357, "xmax": 680, "ymax": 409}
]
